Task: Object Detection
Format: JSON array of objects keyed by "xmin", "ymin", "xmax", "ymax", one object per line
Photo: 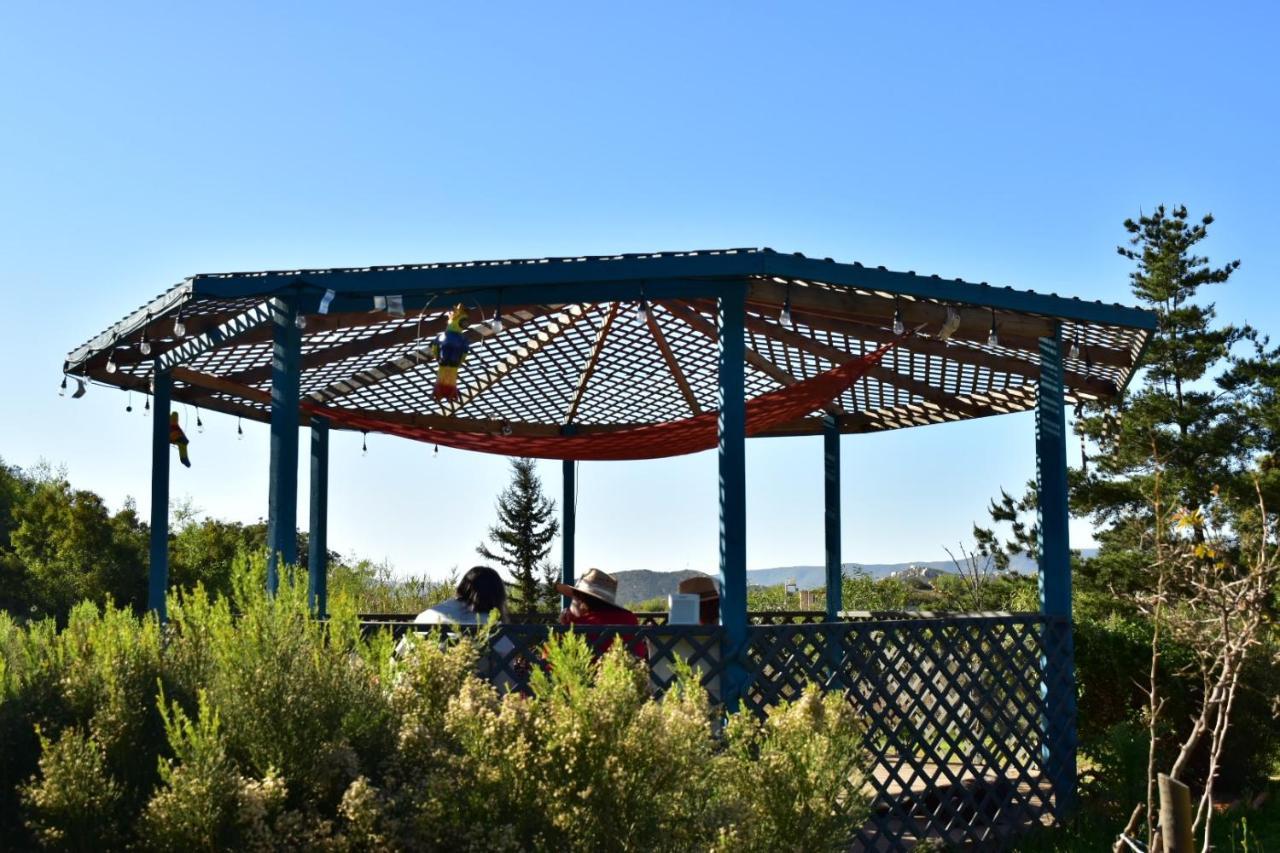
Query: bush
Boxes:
[{"xmin": 0, "ymin": 556, "xmax": 873, "ymax": 851}]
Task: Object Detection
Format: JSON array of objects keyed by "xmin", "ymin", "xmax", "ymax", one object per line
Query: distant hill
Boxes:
[
  {"xmin": 613, "ymin": 569, "xmax": 710, "ymax": 606},
  {"xmin": 611, "ymin": 549, "xmax": 1098, "ymax": 603}
]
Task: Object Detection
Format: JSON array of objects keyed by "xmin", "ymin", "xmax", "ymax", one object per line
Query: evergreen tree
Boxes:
[
  {"xmin": 477, "ymin": 458, "xmax": 559, "ymax": 613},
  {"xmin": 1073, "ymin": 206, "xmax": 1251, "ymax": 573}
]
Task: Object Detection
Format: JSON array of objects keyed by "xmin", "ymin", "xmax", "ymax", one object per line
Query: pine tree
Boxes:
[
  {"xmin": 477, "ymin": 458, "xmax": 560, "ymax": 614},
  {"xmin": 1073, "ymin": 206, "xmax": 1249, "ymax": 562}
]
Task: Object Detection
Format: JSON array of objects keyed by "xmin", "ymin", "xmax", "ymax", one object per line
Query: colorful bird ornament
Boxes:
[
  {"xmin": 430, "ymin": 303, "xmax": 471, "ymax": 401},
  {"xmin": 169, "ymin": 411, "xmax": 191, "ymax": 467}
]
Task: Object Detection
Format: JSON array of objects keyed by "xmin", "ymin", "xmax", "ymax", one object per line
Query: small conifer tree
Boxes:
[{"xmin": 477, "ymin": 458, "xmax": 560, "ymax": 613}]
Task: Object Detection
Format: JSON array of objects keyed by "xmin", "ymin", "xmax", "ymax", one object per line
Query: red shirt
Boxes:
[{"xmin": 560, "ymin": 605, "xmax": 647, "ymax": 660}]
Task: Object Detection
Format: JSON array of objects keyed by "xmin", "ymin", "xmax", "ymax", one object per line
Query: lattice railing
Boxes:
[{"xmin": 371, "ymin": 613, "xmax": 1070, "ymax": 850}]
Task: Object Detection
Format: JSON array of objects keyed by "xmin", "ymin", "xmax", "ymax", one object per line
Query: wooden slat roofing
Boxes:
[{"xmin": 63, "ymin": 248, "xmax": 1156, "ymax": 439}]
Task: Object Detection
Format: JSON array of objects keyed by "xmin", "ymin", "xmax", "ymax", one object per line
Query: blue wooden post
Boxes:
[
  {"xmin": 823, "ymin": 414, "xmax": 842, "ymax": 621},
  {"xmin": 718, "ymin": 288, "xmax": 748, "ymax": 712},
  {"xmin": 308, "ymin": 416, "xmax": 329, "ymax": 616},
  {"xmin": 1037, "ymin": 326, "xmax": 1078, "ymax": 815},
  {"xmin": 267, "ymin": 296, "xmax": 301, "ymax": 593},
  {"xmin": 148, "ymin": 366, "xmax": 171, "ymax": 619},
  {"xmin": 561, "ymin": 457, "xmax": 575, "ymax": 610}
]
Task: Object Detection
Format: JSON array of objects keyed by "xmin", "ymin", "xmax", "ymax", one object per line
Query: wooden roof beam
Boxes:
[
  {"xmin": 647, "ymin": 309, "xmax": 702, "ymax": 417},
  {"xmin": 745, "ymin": 279, "xmax": 1134, "ymax": 369},
  {"xmin": 565, "ymin": 303, "xmax": 619, "ymax": 425},
  {"xmin": 659, "ymin": 300, "xmax": 845, "ymax": 416}
]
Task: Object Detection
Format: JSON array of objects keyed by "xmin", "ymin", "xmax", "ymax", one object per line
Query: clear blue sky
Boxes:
[{"xmin": 1, "ymin": 2, "xmax": 1277, "ymax": 580}]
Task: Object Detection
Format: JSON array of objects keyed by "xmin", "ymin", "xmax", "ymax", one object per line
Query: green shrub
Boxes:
[
  {"xmin": 0, "ymin": 557, "xmax": 874, "ymax": 851},
  {"xmin": 20, "ymin": 725, "xmax": 123, "ymax": 851}
]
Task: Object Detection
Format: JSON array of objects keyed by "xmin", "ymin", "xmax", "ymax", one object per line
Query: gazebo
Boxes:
[{"xmin": 64, "ymin": 247, "xmax": 1155, "ymax": 847}]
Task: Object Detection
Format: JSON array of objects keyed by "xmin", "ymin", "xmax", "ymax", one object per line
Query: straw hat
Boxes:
[
  {"xmin": 556, "ymin": 568, "xmax": 620, "ymax": 607},
  {"xmin": 678, "ymin": 576, "xmax": 720, "ymax": 601}
]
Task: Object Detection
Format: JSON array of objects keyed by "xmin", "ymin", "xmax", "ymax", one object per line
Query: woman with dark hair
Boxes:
[
  {"xmin": 414, "ymin": 565, "xmax": 508, "ymax": 627},
  {"xmin": 404, "ymin": 567, "xmax": 517, "ymax": 684}
]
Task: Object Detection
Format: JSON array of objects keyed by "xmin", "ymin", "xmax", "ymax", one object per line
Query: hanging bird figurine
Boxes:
[
  {"xmin": 430, "ymin": 303, "xmax": 471, "ymax": 401},
  {"xmin": 169, "ymin": 411, "xmax": 192, "ymax": 467}
]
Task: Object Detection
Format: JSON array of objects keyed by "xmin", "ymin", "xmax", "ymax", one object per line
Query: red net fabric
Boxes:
[{"xmin": 305, "ymin": 340, "xmax": 898, "ymax": 461}]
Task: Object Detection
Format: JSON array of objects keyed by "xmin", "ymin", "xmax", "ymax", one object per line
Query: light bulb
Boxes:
[
  {"xmin": 779, "ymin": 302, "xmax": 793, "ymax": 329},
  {"xmin": 140, "ymin": 340, "xmax": 152, "ymax": 355},
  {"xmin": 892, "ymin": 309, "xmax": 905, "ymax": 336},
  {"xmin": 106, "ymin": 359, "xmax": 118, "ymax": 374},
  {"xmin": 1069, "ymin": 338, "xmax": 1081, "ymax": 360},
  {"xmin": 197, "ymin": 420, "xmax": 204, "ymax": 434},
  {"xmin": 59, "ymin": 377, "xmax": 67, "ymax": 397},
  {"xmin": 173, "ymin": 319, "xmax": 186, "ymax": 338},
  {"xmin": 488, "ymin": 314, "xmax": 503, "ymax": 333},
  {"xmin": 987, "ymin": 327, "xmax": 999, "ymax": 348},
  {"xmin": 631, "ymin": 300, "xmax": 649, "ymax": 327},
  {"xmin": 295, "ymin": 314, "xmax": 308, "ymax": 330}
]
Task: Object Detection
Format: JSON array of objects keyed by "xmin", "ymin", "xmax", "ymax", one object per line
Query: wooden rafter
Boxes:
[
  {"xmin": 739, "ymin": 311, "xmax": 989, "ymax": 420},
  {"xmin": 565, "ymin": 303, "xmax": 619, "ymax": 425},
  {"xmin": 449, "ymin": 305, "xmax": 592, "ymax": 414},
  {"xmin": 745, "ymin": 279, "xmax": 1133, "ymax": 369},
  {"xmin": 646, "ymin": 308, "xmax": 702, "ymax": 416},
  {"xmin": 304, "ymin": 305, "xmax": 562, "ymax": 406},
  {"xmin": 659, "ymin": 300, "xmax": 845, "ymax": 416}
]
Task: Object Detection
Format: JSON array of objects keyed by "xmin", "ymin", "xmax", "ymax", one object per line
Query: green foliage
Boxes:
[
  {"xmin": 19, "ymin": 726, "xmax": 123, "ymax": 851},
  {"xmin": 477, "ymin": 457, "xmax": 560, "ymax": 614},
  {"xmin": 0, "ymin": 561, "xmax": 874, "ymax": 851}
]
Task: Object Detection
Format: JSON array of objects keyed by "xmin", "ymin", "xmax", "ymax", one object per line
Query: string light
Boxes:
[
  {"xmin": 140, "ymin": 313, "xmax": 153, "ymax": 355},
  {"xmin": 631, "ymin": 299, "xmax": 650, "ymax": 327},
  {"xmin": 173, "ymin": 314, "xmax": 186, "ymax": 338},
  {"xmin": 195, "ymin": 406, "xmax": 204, "ymax": 434},
  {"xmin": 237, "ymin": 416, "xmax": 243, "ymax": 440},
  {"xmin": 126, "ymin": 391, "xmax": 133, "ymax": 413},
  {"xmin": 295, "ymin": 313, "xmax": 308, "ymax": 330},
  {"xmin": 106, "ymin": 357, "xmax": 118, "ymax": 374},
  {"xmin": 779, "ymin": 286, "xmax": 793, "ymax": 329},
  {"xmin": 892, "ymin": 299, "xmax": 905, "ymax": 336},
  {"xmin": 1068, "ymin": 335, "xmax": 1081, "ymax": 361},
  {"xmin": 987, "ymin": 309, "xmax": 999, "ymax": 348},
  {"xmin": 488, "ymin": 302, "xmax": 504, "ymax": 333},
  {"xmin": 59, "ymin": 376, "xmax": 67, "ymax": 397},
  {"xmin": 361, "ymin": 431, "xmax": 368, "ymax": 456},
  {"xmin": 433, "ymin": 444, "xmax": 439, "ymax": 456},
  {"xmin": 144, "ymin": 394, "xmax": 150, "ymax": 415}
]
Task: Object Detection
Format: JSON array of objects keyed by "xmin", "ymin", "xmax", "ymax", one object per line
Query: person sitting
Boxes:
[
  {"xmin": 647, "ymin": 576, "xmax": 722, "ymax": 702},
  {"xmin": 414, "ymin": 565, "xmax": 508, "ymax": 627},
  {"xmin": 677, "ymin": 575, "xmax": 721, "ymax": 625},
  {"xmin": 402, "ymin": 566, "xmax": 518, "ymax": 686},
  {"xmin": 555, "ymin": 568, "xmax": 647, "ymax": 660}
]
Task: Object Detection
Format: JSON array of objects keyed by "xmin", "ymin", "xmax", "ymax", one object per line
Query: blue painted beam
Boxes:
[
  {"xmin": 1036, "ymin": 327, "xmax": 1078, "ymax": 816},
  {"xmin": 823, "ymin": 414, "xmax": 842, "ymax": 621},
  {"xmin": 561, "ymin": 457, "xmax": 575, "ymax": 611},
  {"xmin": 267, "ymin": 296, "xmax": 301, "ymax": 592},
  {"xmin": 188, "ymin": 249, "xmax": 1156, "ymax": 331},
  {"xmin": 718, "ymin": 287, "xmax": 748, "ymax": 713},
  {"xmin": 308, "ymin": 416, "xmax": 329, "ymax": 617},
  {"xmin": 148, "ymin": 366, "xmax": 172, "ymax": 619}
]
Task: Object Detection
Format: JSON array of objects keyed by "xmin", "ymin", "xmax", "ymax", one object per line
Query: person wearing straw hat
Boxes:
[
  {"xmin": 677, "ymin": 576, "xmax": 720, "ymax": 626},
  {"xmin": 556, "ymin": 568, "xmax": 647, "ymax": 660}
]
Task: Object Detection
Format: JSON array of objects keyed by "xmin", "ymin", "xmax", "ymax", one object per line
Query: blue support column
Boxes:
[
  {"xmin": 267, "ymin": 296, "xmax": 301, "ymax": 593},
  {"xmin": 148, "ymin": 366, "xmax": 172, "ymax": 619},
  {"xmin": 718, "ymin": 287, "xmax": 748, "ymax": 712},
  {"xmin": 1036, "ymin": 326, "xmax": 1078, "ymax": 815},
  {"xmin": 823, "ymin": 414, "xmax": 842, "ymax": 621},
  {"xmin": 561, "ymin": 457, "xmax": 576, "ymax": 610},
  {"xmin": 307, "ymin": 416, "xmax": 329, "ymax": 617}
]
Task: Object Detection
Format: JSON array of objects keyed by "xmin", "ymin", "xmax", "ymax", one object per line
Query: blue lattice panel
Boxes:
[{"xmin": 372, "ymin": 614, "xmax": 1070, "ymax": 850}]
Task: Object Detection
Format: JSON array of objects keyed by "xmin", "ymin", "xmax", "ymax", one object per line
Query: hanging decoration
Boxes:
[
  {"xmin": 429, "ymin": 303, "xmax": 471, "ymax": 402},
  {"xmin": 169, "ymin": 412, "xmax": 192, "ymax": 468}
]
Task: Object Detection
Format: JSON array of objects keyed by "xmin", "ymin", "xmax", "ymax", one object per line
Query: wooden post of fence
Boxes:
[{"xmin": 1158, "ymin": 774, "xmax": 1193, "ymax": 853}]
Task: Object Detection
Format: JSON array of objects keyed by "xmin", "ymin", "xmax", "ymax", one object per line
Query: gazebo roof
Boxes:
[{"xmin": 64, "ymin": 247, "xmax": 1156, "ymax": 440}]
